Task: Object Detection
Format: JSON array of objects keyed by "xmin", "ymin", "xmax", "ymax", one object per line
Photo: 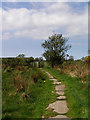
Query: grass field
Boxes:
[
  {"xmin": 2, "ymin": 67, "xmax": 57, "ymax": 119},
  {"xmin": 44, "ymin": 66, "xmax": 88, "ymax": 118},
  {"xmin": 2, "ymin": 60, "xmax": 89, "ymax": 119}
]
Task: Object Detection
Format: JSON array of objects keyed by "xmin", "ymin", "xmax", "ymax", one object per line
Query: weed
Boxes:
[
  {"xmin": 16, "ymin": 66, "xmax": 27, "ymax": 72},
  {"xmin": 60, "ymin": 61, "xmax": 88, "ymax": 79},
  {"xmin": 44, "ymin": 67, "xmax": 88, "ymax": 118},
  {"xmin": 2, "ymin": 67, "xmax": 56, "ymax": 118},
  {"xmin": 13, "ymin": 74, "xmax": 27, "ymax": 92},
  {"xmin": 31, "ymin": 71, "xmax": 43, "ymax": 83}
]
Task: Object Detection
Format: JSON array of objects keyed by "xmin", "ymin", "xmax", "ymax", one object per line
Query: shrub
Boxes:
[
  {"xmin": 60, "ymin": 61, "xmax": 88, "ymax": 79},
  {"xmin": 74, "ymin": 62, "xmax": 88, "ymax": 79},
  {"xmin": 4, "ymin": 67, "xmax": 13, "ymax": 73},
  {"xmin": 16, "ymin": 66, "xmax": 27, "ymax": 72},
  {"xmin": 84, "ymin": 56, "xmax": 90, "ymax": 62},
  {"xmin": 60, "ymin": 69, "xmax": 64, "ymax": 74},
  {"xmin": 31, "ymin": 71, "xmax": 43, "ymax": 83},
  {"xmin": 13, "ymin": 74, "xmax": 27, "ymax": 92}
]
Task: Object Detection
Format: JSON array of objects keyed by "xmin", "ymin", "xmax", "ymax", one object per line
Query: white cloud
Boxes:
[
  {"xmin": 14, "ymin": 28, "xmax": 53, "ymax": 40},
  {"xmin": 2, "ymin": 0, "xmax": 18, "ymax": 2},
  {"xmin": 2, "ymin": 2, "xmax": 88, "ymax": 40},
  {"xmin": 65, "ymin": 7, "xmax": 88, "ymax": 37},
  {"xmin": 2, "ymin": 32, "xmax": 12, "ymax": 40},
  {"xmin": 0, "ymin": 8, "xmax": 2, "ymax": 32},
  {"xmin": 2, "ymin": 0, "xmax": 89, "ymax": 2}
]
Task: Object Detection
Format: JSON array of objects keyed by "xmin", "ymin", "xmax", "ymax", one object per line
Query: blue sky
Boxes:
[{"xmin": 1, "ymin": 2, "xmax": 88, "ymax": 59}]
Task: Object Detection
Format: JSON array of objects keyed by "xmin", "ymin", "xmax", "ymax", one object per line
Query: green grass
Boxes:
[
  {"xmin": 2, "ymin": 67, "xmax": 57, "ymax": 119},
  {"xmin": 44, "ymin": 67, "xmax": 88, "ymax": 119}
]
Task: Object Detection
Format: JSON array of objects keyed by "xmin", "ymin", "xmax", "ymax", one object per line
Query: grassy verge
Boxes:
[
  {"xmin": 43, "ymin": 67, "xmax": 88, "ymax": 118},
  {"xmin": 2, "ymin": 67, "xmax": 56, "ymax": 119}
]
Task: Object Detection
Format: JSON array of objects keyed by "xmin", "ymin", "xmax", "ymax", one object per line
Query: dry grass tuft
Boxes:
[
  {"xmin": 13, "ymin": 74, "xmax": 27, "ymax": 92},
  {"xmin": 16, "ymin": 66, "xmax": 27, "ymax": 72},
  {"xmin": 60, "ymin": 61, "xmax": 88, "ymax": 79},
  {"xmin": 31, "ymin": 71, "xmax": 42, "ymax": 83}
]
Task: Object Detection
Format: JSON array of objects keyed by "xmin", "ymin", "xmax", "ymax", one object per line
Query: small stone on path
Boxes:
[
  {"xmin": 55, "ymin": 84, "xmax": 65, "ymax": 91},
  {"xmin": 49, "ymin": 115, "xmax": 71, "ymax": 119},
  {"xmin": 53, "ymin": 81, "xmax": 62, "ymax": 85},
  {"xmin": 47, "ymin": 101, "xmax": 68, "ymax": 114},
  {"xmin": 57, "ymin": 96, "xmax": 66, "ymax": 100},
  {"xmin": 49, "ymin": 76, "xmax": 54, "ymax": 79},
  {"xmin": 45, "ymin": 72, "xmax": 54, "ymax": 78},
  {"xmin": 42, "ymin": 115, "xmax": 71, "ymax": 119},
  {"xmin": 49, "ymin": 79, "xmax": 57, "ymax": 82},
  {"xmin": 56, "ymin": 91, "xmax": 65, "ymax": 95}
]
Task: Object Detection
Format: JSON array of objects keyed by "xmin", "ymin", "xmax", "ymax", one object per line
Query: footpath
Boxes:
[{"xmin": 42, "ymin": 70, "xmax": 71, "ymax": 119}]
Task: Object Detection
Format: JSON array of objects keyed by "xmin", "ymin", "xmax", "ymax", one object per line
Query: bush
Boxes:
[
  {"xmin": 13, "ymin": 74, "xmax": 27, "ymax": 92},
  {"xmin": 16, "ymin": 66, "xmax": 27, "ymax": 72},
  {"xmin": 31, "ymin": 71, "xmax": 42, "ymax": 83},
  {"xmin": 84, "ymin": 56, "xmax": 90, "ymax": 62},
  {"xmin": 60, "ymin": 61, "xmax": 88, "ymax": 79},
  {"xmin": 4, "ymin": 67, "xmax": 13, "ymax": 73}
]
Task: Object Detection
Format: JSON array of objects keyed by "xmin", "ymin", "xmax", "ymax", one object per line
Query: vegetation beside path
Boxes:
[
  {"xmin": 2, "ymin": 67, "xmax": 57, "ymax": 119},
  {"xmin": 43, "ymin": 67, "xmax": 88, "ymax": 118}
]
